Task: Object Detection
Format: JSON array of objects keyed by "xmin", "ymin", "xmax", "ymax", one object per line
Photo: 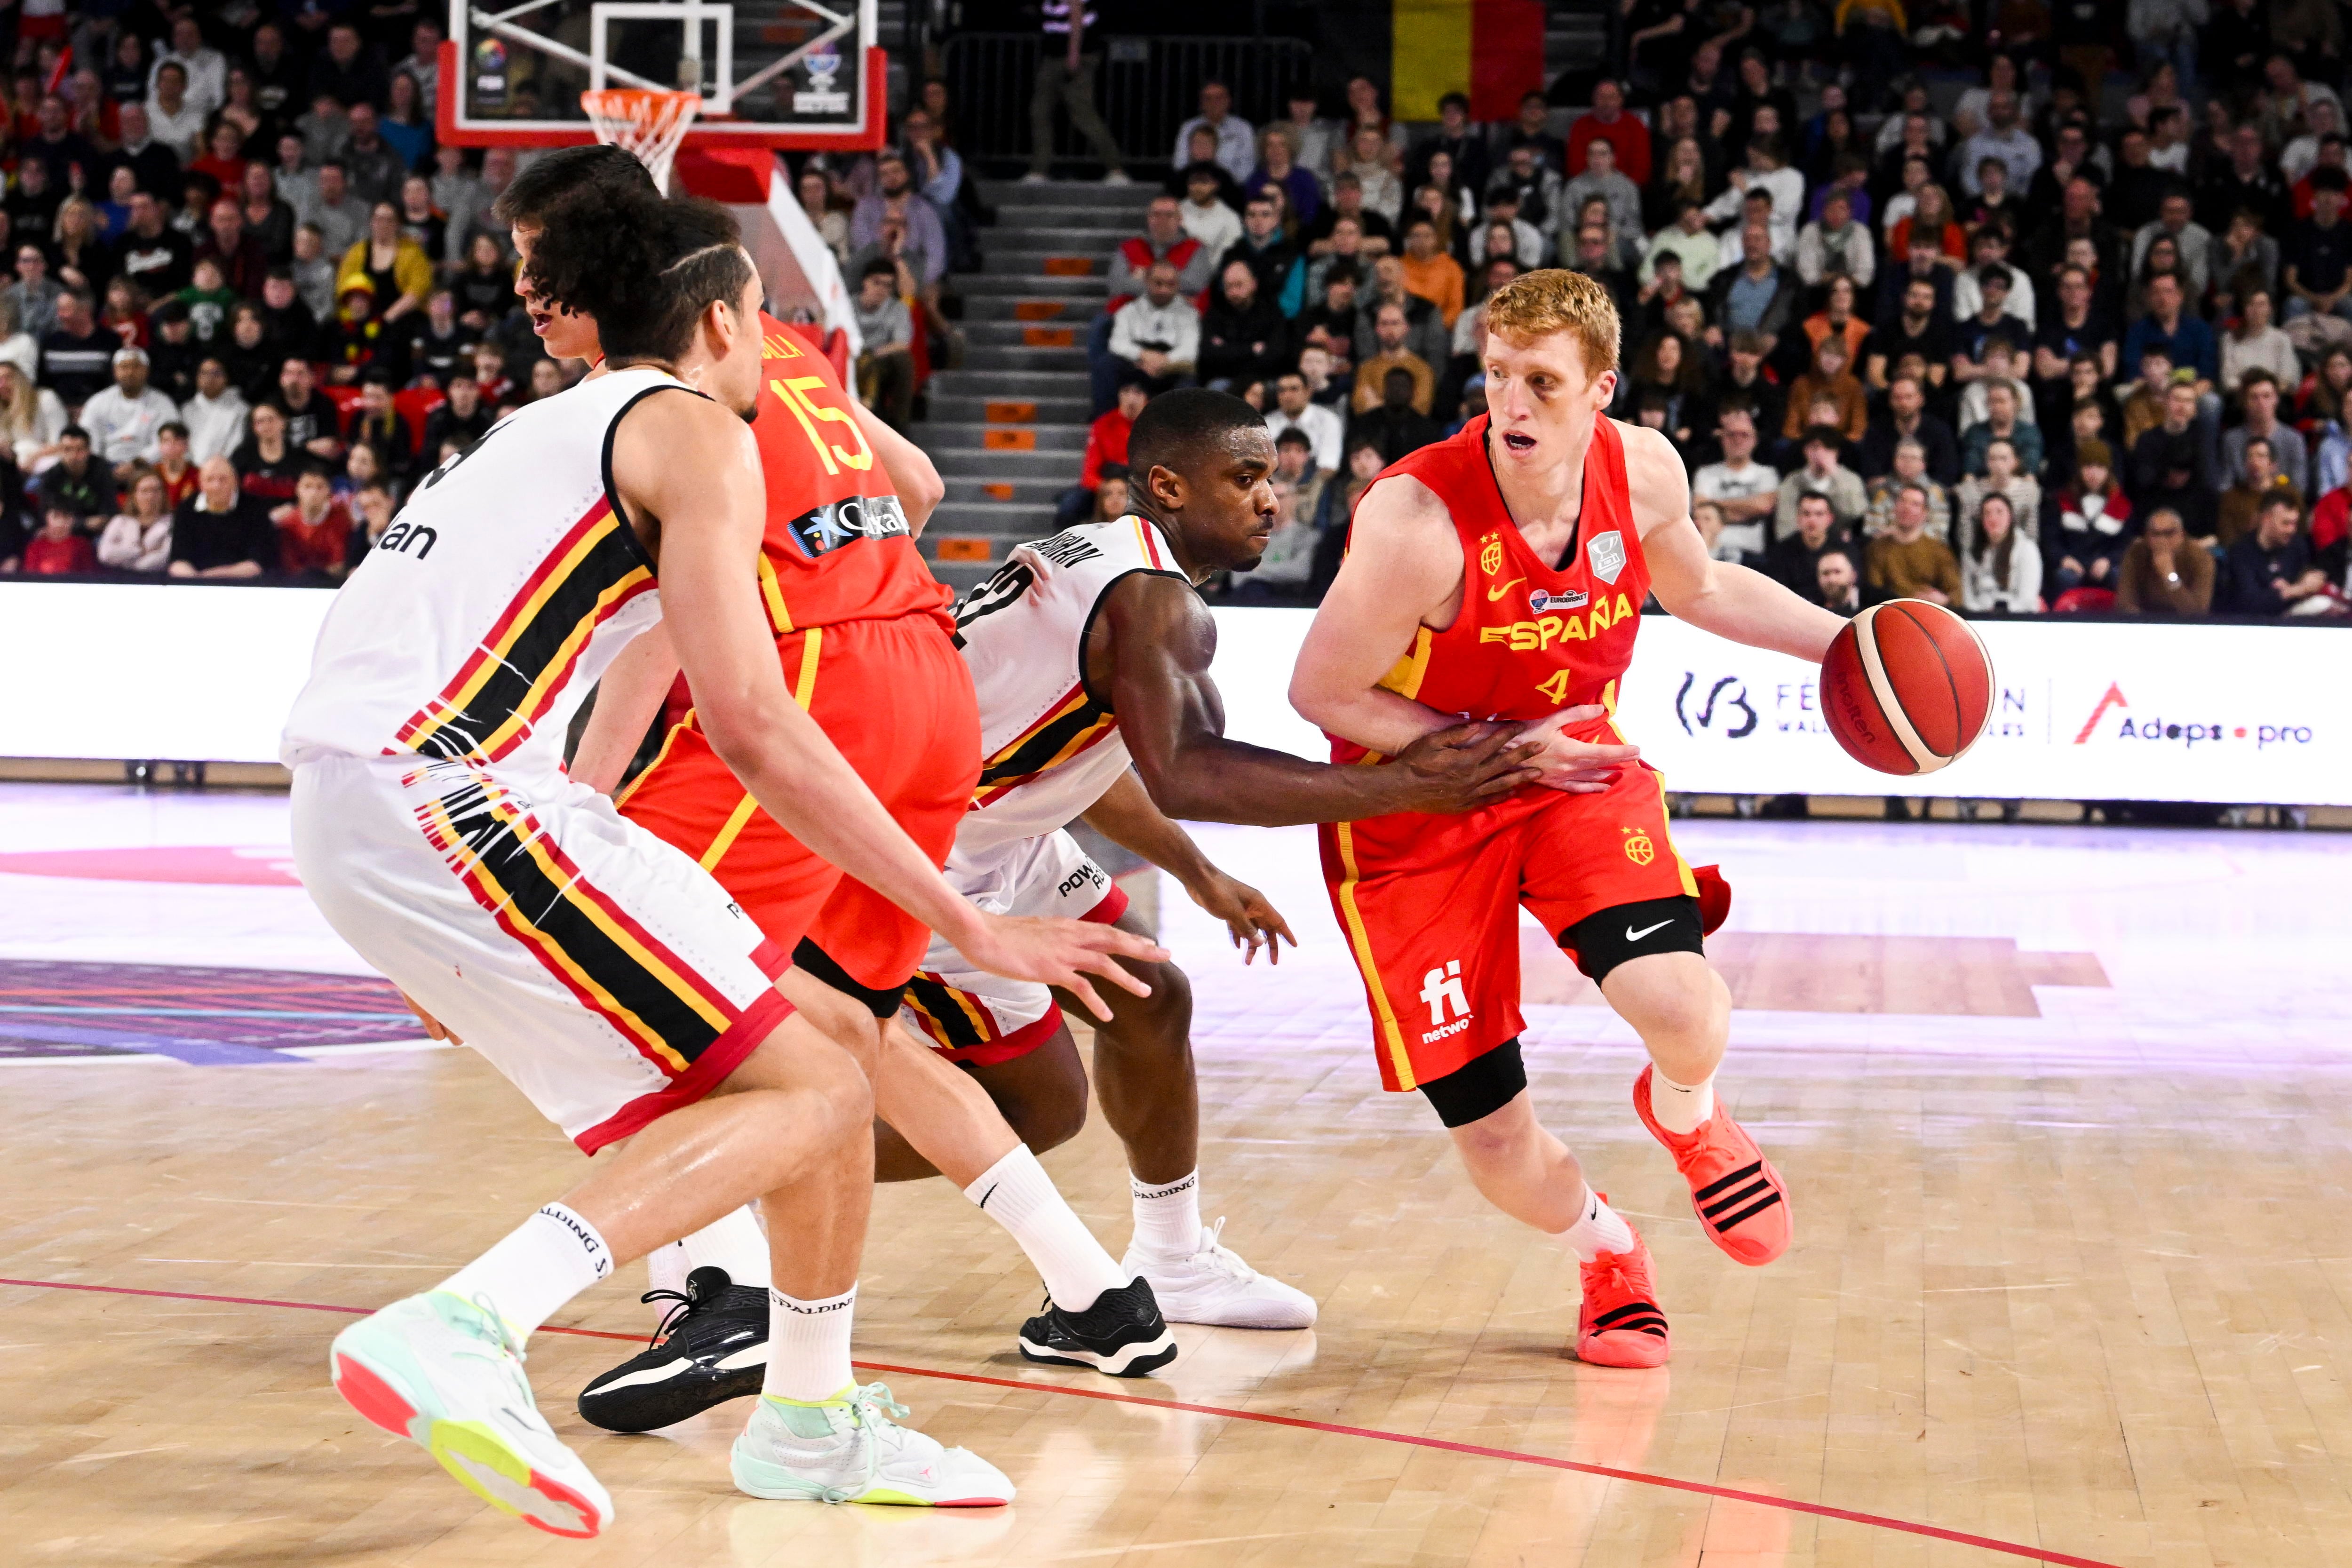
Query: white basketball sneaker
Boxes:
[
  {"xmin": 1122, "ymin": 1217, "xmax": 1318, "ymax": 1329},
  {"xmin": 730, "ymin": 1383, "xmax": 1014, "ymax": 1506},
  {"xmin": 331, "ymin": 1291, "xmax": 612, "ymax": 1538}
]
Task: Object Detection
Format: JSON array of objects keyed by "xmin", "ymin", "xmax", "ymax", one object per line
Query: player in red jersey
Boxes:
[{"xmin": 1291, "ymin": 269, "xmax": 1847, "ymax": 1368}]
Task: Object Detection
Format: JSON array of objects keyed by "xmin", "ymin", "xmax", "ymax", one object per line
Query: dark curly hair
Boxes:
[
  {"xmin": 491, "ymin": 143, "xmax": 658, "ymax": 228},
  {"xmin": 521, "ymin": 191, "xmax": 755, "ymax": 366}
]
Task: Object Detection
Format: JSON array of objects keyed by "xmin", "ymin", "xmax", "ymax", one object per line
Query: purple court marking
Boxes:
[{"xmin": 0, "ymin": 959, "xmax": 417, "ymax": 1064}]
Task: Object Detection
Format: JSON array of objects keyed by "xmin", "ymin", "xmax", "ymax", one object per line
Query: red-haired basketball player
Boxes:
[{"xmin": 1290, "ymin": 269, "xmax": 1846, "ymax": 1367}]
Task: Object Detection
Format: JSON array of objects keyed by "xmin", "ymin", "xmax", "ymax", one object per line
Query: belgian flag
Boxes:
[{"xmin": 1389, "ymin": 0, "xmax": 1546, "ymax": 121}]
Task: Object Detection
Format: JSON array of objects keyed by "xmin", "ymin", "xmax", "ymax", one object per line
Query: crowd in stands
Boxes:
[
  {"xmin": 11, "ymin": 6, "xmax": 2352, "ymax": 626},
  {"xmin": 0, "ymin": 8, "xmax": 551, "ymax": 581},
  {"xmin": 1031, "ymin": 37, "xmax": 2352, "ymax": 618}
]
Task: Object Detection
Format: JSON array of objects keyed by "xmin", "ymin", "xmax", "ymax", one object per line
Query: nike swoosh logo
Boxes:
[
  {"xmin": 977, "ymin": 1183, "xmax": 998, "ymax": 1210},
  {"xmin": 1486, "ymin": 576, "xmax": 1527, "ymax": 601},
  {"xmin": 1625, "ymin": 919, "xmax": 1673, "ymax": 942}
]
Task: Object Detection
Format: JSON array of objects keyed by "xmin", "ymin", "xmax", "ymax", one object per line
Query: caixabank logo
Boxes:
[{"xmin": 2071, "ymin": 682, "xmax": 2317, "ymax": 750}]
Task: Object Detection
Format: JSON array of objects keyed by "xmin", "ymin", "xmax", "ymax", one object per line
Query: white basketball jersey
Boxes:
[
  {"xmin": 281, "ymin": 367, "xmax": 681, "ymax": 788},
  {"xmin": 952, "ymin": 514, "xmax": 1189, "ymax": 852}
]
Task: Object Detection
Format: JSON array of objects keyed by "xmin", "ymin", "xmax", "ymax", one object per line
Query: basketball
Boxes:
[{"xmin": 1820, "ymin": 601, "xmax": 1994, "ymax": 775}]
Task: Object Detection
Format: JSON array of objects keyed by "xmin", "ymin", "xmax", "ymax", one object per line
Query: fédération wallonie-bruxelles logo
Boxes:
[{"xmin": 2071, "ymin": 682, "xmax": 2315, "ymax": 750}]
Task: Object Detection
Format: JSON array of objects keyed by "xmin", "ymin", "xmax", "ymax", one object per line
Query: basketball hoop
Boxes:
[{"xmin": 580, "ymin": 88, "xmax": 701, "ymax": 194}]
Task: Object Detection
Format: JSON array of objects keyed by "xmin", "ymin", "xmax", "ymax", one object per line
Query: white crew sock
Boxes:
[
  {"xmin": 762, "ymin": 1284, "xmax": 856, "ymax": 1402},
  {"xmin": 682, "ymin": 1203, "xmax": 772, "ymax": 1289},
  {"xmin": 1128, "ymin": 1170, "xmax": 1204, "ymax": 1258},
  {"xmin": 646, "ymin": 1241, "xmax": 690, "ymax": 1302},
  {"xmin": 963, "ymin": 1144, "xmax": 1128, "ymax": 1312},
  {"xmin": 435, "ymin": 1202, "xmax": 613, "ymax": 1339},
  {"xmin": 1555, "ymin": 1186, "xmax": 1637, "ymax": 1263},
  {"xmin": 1649, "ymin": 1067, "xmax": 1717, "ymax": 1135}
]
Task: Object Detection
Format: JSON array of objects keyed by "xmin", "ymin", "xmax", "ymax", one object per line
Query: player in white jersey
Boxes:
[
  {"xmin": 284, "ymin": 176, "xmax": 1156, "ymax": 1533},
  {"xmin": 896, "ymin": 389, "xmax": 1544, "ymax": 1340}
]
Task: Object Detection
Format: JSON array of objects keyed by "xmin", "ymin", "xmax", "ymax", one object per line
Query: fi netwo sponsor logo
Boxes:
[{"xmin": 1419, "ymin": 959, "xmax": 1472, "ymax": 1043}]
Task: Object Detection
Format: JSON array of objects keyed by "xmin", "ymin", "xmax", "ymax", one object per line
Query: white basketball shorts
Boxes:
[
  {"xmin": 290, "ymin": 754, "xmax": 793, "ymax": 1152},
  {"xmin": 898, "ymin": 828, "xmax": 1127, "ymax": 1066}
]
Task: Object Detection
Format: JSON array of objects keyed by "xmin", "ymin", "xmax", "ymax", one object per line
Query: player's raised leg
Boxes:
[
  {"xmin": 1529, "ymin": 787, "xmax": 1792, "ymax": 1269},
  {"xmin": 1610, "ymin": 951, "xmax": 1792, "ymax": 1266}
]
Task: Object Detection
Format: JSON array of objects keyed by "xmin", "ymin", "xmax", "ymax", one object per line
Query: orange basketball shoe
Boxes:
[
  {"xmin": 1575, "ymin": 1226, "xmax": 1670, "ymax": 1369},
  {"xmin": 1634, "ymin": 1066, "xmax": 1792, "ymax": 1266}
]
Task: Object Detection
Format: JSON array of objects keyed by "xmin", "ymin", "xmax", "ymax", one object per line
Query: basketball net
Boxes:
[{"xmin": 580, "ymin": 88, "xmax": 700, "ymax": 194}]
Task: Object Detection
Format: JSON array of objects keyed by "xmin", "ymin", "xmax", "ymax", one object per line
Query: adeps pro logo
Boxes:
[{"xmin": 2071, "ymin": 682, "xmax": 2314, "ymax": 750}]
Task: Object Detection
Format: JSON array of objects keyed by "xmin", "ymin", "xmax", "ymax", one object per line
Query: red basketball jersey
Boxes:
[
  {"xmin": 749, "ymin": 312, "xmax": 953, "ymax": 635},
  {"xmin": 1331, "ymin": 412, "xmax": 1651, "ymax": 763}
]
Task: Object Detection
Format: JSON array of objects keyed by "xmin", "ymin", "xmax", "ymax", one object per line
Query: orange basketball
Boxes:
[{"xmin": 1820, "ymin": 600, "xmax": 1994, "ymax": 775}]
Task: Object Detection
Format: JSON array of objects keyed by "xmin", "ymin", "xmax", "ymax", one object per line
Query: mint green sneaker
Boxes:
[
  {"xmin": 731, "ymin": 1383, "xmax": 1013, "ymax": 1506},
  {"xmin": 331, "ymin": 1291, "xmax": 612, "ymax": 1538}
]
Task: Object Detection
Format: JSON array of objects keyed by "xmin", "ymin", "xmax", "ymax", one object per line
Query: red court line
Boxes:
[{"xmin": 0, "ymin": 1274, "xmax": 2124, "ymax": 1568}]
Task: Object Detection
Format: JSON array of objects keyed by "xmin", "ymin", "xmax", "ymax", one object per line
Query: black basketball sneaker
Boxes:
[
  {"xmin": 1017, "ymin": 1277, "xmax": 1179, "ymax": 1377},
  {"xmin": 577, "ymin": 1266, "xmax": 771, "ymax": 1432}
]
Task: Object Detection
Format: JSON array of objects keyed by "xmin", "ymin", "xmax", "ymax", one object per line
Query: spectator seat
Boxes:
[
  {"xmin": 320, "ymin": 382, "xmax": 366, "ymax": 428},
  {"xmin": 2050, "ymin": 587, "xmax": 2116, "ymax": 614},
  {"xmin": 394, "ymin": 386, "xmax": 448, "ymax": 455},
  {"xmin": 776, "ymin": 319, "xmax": 855, "ymax": 385}
]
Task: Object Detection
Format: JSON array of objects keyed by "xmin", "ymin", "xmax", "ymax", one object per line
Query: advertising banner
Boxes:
[
  {"xmin": 0, "ymin": 583, "xmax": 332, "ymax": 765},
  {"xmin": 1203, "ymin": 607, "xmax": 2352, "ymax": 806},
  {"xmin": 1, "ymin": 583, "xmax": 2344, "ymax": 806}
]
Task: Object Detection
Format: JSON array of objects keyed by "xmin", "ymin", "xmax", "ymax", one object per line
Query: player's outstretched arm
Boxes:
[
  {"xmin": 1081, "ymin": 769, "xmax": 1295, "ymax": 964},
  {"xmin": 1101, "ymin": 570, "xmax": 1539, "ymax": 826},
  {"xmin": 612, "ymin": 389, "xmax": 1161, "ymax": 1017},
  {"xmin": 1287, "ymin": 474, "xmax": 1470, "ymax": 755},
  {"xmin": 571, "ymin": 621, "xmax": 680, "ymax": 796},
  {"xmin": 1625, "ymin": 423, "xmax": 1843, "ymax": 664}
]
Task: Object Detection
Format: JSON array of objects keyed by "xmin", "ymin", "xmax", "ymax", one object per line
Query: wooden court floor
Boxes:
[{"xmin": 3, "ymin": 806, "xmax": 2351, "ymax": 1567}]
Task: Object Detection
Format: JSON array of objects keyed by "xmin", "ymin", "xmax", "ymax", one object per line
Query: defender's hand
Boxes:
[
  {"xmin": 1184, "ymin": 870, "xmax": 1296, "ymax": 966},
  {"xmin": 958, "ymin": 913, "xmax": 1168, "ymax": 1023},
  {"xmin": 1379, "ymin": 720, "xmax": 1546, "ymax": 813},
  {"xmin": 1511, "ymin": 703, "xmax": 1640, "ymax": 794},
  {"xmin": 397, "ymin": 988, "xmax": 463, "ymax": 1046}
]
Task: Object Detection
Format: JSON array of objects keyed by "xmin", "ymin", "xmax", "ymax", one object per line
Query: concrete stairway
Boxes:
[
  {"xmin": 914, "ymin": 179, "xmax": 1150, "ymax": 593},
  {"xmin": 1546, "ymin": 0, "xmax": 1614, "ymax": 94}
]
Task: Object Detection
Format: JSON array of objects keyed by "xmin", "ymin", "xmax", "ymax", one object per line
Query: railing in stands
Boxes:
[{"xmin": 940, "ymin": 32, "xmax": 1314, "ymax": 169}]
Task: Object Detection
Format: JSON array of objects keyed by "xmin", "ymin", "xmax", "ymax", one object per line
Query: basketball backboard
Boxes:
[{"xmin": 438, "ymin": 0, "xmax": 884, "ymax": 149}]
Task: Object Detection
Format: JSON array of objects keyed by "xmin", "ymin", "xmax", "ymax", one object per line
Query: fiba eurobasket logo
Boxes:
[{"xmin": 794, "ymin": 43, "xmax": 848, "ymax": 115}]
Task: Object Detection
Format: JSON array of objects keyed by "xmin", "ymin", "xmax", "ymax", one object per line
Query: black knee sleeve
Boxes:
[
  {"xmin": 1559, "ymin": 895, "xmax": 1705, "ymax": 984},
  {"xmin": 1418, "ymin": 1036, "xmax": 1528, "ymax": 1127}
]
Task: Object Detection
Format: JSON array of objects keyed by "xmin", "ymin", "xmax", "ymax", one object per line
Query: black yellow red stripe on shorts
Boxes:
[{"xmin": 409, "ymin": 765, "xmax": 753, "ymax": 1078}]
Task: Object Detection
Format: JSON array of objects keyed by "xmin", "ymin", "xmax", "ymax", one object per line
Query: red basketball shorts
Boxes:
[
  {"xmin": 1318, "ymin": 761, "xmax": 1697, "ymax": 1093},
  {"xmin": 616, "ymin": 613, "xmax": 981, "ymax": 993}
]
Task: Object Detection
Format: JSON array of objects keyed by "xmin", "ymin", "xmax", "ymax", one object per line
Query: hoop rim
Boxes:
[{"xmin": 580, "ymin": 87, "xmax": 703, "ymax": 120}]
